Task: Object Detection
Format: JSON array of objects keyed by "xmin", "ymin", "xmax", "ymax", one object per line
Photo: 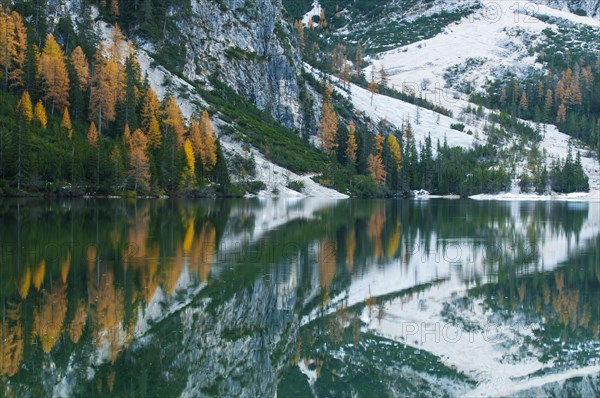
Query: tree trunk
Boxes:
[
  {"xmin": 98, "ymin": 102, "xmax": 102, "ymax": 137},
  {"xmin": 17, "ymin": 120, "xmax": 22, "ymax": 191},
  {"xmin": 96, "ymin": 146, "xmax": 100, "ymax": 189}
]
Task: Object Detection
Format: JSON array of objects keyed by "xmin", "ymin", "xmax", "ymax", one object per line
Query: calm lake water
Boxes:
[{"xmin": 0, "ymin": 198, "xmax": 598, "ymax": 397}]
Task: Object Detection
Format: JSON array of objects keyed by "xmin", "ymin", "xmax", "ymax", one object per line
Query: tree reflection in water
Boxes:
[{"xmin": 0, "ymin": 199, "xmax": 597, "ymax": 397}]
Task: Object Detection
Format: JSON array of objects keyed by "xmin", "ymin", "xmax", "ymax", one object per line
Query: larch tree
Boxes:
[
  {"xmin": 163, "ymin": 97, "xmax": 186, "ymax": 146},
  {"xmin": 17, "ymin": 90, "xmax": 33, "ymax": 123},
  {"xmin": 87, "ymin": 121, "xmax": 98, "ymax": 146},
  {"xmin": 556, "ymin": 103, "xmax": 567, "ymax": 124},
  {"xmin": 89, "ymin": 44, "xmax": 121, "ymax": 136},
  {"xmin": 147, "ymin": 115, "xmax": 161, "ymax": 149},
  {"xmin": 70, "ymin": 46, "xmax": 90, "ymax": 90},
  {"xmin": 61, "ymin": 107, "xmax": 72, "ymax": 139},
  {"xmin": 129, "ymin": 128, "xmax": 151, "ymax": 192},
  {"xmin": 0, "ymin": 6, "xmax": 17, "ymax": 90},
  {"xmin": 317, "ymin": 84, "xmax": 338, "ymax": 156},
  {"xmin": 88, "ymin": 121, "xmax": 100, "ymax": 188},
  {"xmin": 140, "ymin": 86, "xmax": 160, "ymax": 132},
  {"xmin": 199, "ymin": 110, "xmax": 217, "ymax": 172},
  {"xmin": 368, "ymin": 69, "xmax": 378, "ymax": 105},
  {"xmin": 8, "ymin": 11, "xmax": 27, "ymax": 91},
  {"xmin": 345, "ymin": 121, "xmax": 357, "ymax": 165},
  {"xmin": 386, "ymin": 134, "xmax": 401, "ymax": 172},
  {"xmin": 16, "ymin": 91, "xmax": 33, "ymax": 191},
  {"xmin": 39, "ymin": 34, "xmax": 70, "ymax": 113},
  {"xmin": 123, "ymin": 123, "xmax": 131, "ymax": 147},
  {"xmin": 368, "ymin": 134, "xmax": 386, "ymax": 185},
  {"xmin": 189, "ymin": 118, "xmax": 202, "ymax": 156},
  {"xmin": 519, "ymin": 92, "xmax": 528, "ymax": 114},
  {"xmin": 33, "ymin": 100, "xmax": 47, "ymax": 128},
  {"xmin": 110, "ymin": 0, "xmax": 120, "ymax": 17},
  {"xmin": 181, "ymin": 138, "xmax": 196, "ymax": 188}
]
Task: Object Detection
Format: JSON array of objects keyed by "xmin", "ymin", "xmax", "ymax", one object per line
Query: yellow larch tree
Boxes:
[
  {"xmin": 368, "ymin": 134, "xmax": 386, "ymax": 185},
  {"xmin": 88, "ymin": 121, "xmax": 99, "ymax": 147},
  {"xmin": 70, "ymin": 46, "xmax": 90, "ymax": 90},
  {"xmin": 88, "ymin": 121, "xmax": 100, "ymax": 187},
  {"xmin": 181, "ymin": 138, "xmax": 196, "ymax": 187},
  {"xmin": 199, "ymin": 110, "xmax": 217, "ymax": 172},
  {"xmin": 147, "ymin": 115, "xmax": 161, "ymax": 149},
  {"xmin": 61, "ymin": 107, "xmax": 73, "ymax": 138},
  {"xmin": 163, "ymin": 97, "xmax": 186, "ymax": 146},
  {"xmin": 386, "ymin": 134, "xmax": 401, "ymax": 172},
  {"xmin": 318, "ymin": 84, "xmax": 338, "ymax": 156},
  {"xmin": 90, "ymin": 38, "xmax": 125, "ymax": 135},
  {"xmin": 17, "ymin": 90, "xmax": 33, "ymax": 122},
  {"xmin": 140, "ymin": 86, "xmax": 161, "ymax": 131},
  {"xmin": 129, "ymin": 128, "xmax": 151, "ymax": 192},
  {"xmin": 39, "ymin": 34, "xmax": 70, "ymax": 113},
  {"xmin": 345, "ymin": 121, "xmax": 357, "ymax": 165},
  {"xmin": 189, "ymin": 118, "xmax": 202, "ymax": 156},
  {"xmin": 123, "ymin": 123, "xmax": 132, "ymax": 147},
  {"xmin": 33, "ymin": 100, "xmax": 47, "ymax": 128},
  {"xmin": 8, "ymin": 11, "xmax": 27, "ymax": 90}
]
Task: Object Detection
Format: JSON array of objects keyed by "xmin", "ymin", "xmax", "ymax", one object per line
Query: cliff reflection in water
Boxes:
[{"xmin": 0, "ymin": 199, "xmax": 598, "ymax": 397}]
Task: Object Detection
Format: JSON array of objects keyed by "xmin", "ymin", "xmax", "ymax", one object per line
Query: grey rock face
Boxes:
[
  {"xmin": 541, "ymin": 0, "xmax": 600, "ymax": 16},
  {"xmin": 165, "ymin": 0, "xmax": 303, "ymax": 129}
]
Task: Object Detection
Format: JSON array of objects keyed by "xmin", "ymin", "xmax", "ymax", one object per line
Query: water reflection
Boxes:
[{"xmin": 0, "ymin": 199, "xmax": 598, "ymax": 397}]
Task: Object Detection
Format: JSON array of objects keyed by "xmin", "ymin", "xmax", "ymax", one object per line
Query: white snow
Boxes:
[
  {"xmin": 365, "ymin": 1, "xmax": 553, "ymax": 115},
  {"xmin": 306, "ymin": 64, "xmax": 483, "ymax": 150},
  {"xmin": 220, "ymin": 135, "xmax": 349, "ymax": 198},
  {"xmin": 534, "ymin": 2, "xmax": 600, "ymax": 27},
  {"xmin": 302, "ymin": 1, "xmax": 323, "ymax": 27}
]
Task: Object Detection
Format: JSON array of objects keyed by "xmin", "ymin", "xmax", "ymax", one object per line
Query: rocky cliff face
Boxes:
[
  {"xmin": 151, "ymin": 0, "xmax": 304, "ymax": 130},
  {"xmin": 541, "ymin": 0, "xmax": 599, "ymax": 16}
]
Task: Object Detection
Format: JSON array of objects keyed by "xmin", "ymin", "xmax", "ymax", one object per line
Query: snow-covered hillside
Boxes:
[
  {"xmin": 365, "ymin": 1, "xmax": 598, "ymax": 116},
  {"xmin": 347, "ymin": 0, "xmax": 600, "ymax": 199}
]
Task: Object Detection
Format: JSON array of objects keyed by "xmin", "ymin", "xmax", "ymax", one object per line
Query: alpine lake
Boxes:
[{"xmin": 0, "ymin": 198, "xmax": 598, "ymax": 397}]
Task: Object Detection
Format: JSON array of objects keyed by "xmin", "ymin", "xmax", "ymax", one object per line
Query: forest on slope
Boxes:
[{"xmin": 0, "ymin": 0, "xmax": 594, "ymax": 197}]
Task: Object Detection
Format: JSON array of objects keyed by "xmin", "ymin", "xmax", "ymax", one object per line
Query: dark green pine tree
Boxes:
[
  {"xmin": 116, "ymin": 50, "xmax": 143, "ymax": 133},
  {"xmin": 212, "ymin": 140, "xmax": 233, "ymax": 195}
]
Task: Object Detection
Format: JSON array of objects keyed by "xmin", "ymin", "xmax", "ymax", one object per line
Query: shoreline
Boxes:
[{"xmin": 1, "ymin": 191, "xmax": 598, "ymax": 202}]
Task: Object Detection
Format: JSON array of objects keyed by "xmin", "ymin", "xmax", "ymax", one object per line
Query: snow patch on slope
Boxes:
[
  {"xmin": 302, "ymin": 1, "xmax": 323, "ymax": 27},
  {"xmin": 367, "ymin": 1, "xmax": 549, "ymax": 108},
  {"xmin": 220, "ymin": 135, "xmax": 348, "ymax": 198},
  {"xmin": 306, "ymin": 64, "xmax": 483, "ymax": 150}
]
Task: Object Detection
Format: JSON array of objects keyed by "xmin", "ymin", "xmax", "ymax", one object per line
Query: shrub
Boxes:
[
  {"xmin": 450, "ymin": 123, "xmax": 465, "ymax": 132},
  {"xmin": 286, "ymin": 180, "xmax": 305, "ymax": 192}
]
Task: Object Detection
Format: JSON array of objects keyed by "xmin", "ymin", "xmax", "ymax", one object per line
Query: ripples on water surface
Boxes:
[{"xmin": 0, "ymin": 199, "xmax": 598, "ymax": 397}]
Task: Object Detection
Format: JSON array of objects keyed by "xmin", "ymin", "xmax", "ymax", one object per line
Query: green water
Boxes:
[{"xmin": 0, "ymin": 199, "xmax": 598, "ymax": 397}]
